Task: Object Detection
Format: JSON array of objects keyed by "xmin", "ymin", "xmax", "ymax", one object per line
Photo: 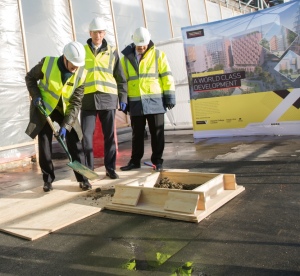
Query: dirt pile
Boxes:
[
  {"xmin": 154, "ymin": 177, "xmax": 200, "ymax": 190},
  {"xmin": 85, "ymin": 187, "xmax": 115, "ymax": 200}
]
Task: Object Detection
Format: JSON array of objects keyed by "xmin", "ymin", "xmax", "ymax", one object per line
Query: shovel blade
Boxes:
[{"xmin": 67, "ymin": 160, "xmax": 99, "ymax": 180}]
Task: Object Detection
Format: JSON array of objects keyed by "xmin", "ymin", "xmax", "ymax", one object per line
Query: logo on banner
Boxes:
[{"xmin": 186, "ymin": 29, "xmax": 204, "ymax": 39}]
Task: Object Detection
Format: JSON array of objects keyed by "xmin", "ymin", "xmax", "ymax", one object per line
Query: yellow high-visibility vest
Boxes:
[
  {"xmin": 38, "ymin": 56, "xmax": 87, "ymax": 115},
  {"xmin": 84, "ymin": 44, "xmax": 118, "ymax": 95},
  {"xmin": 122, "ymin": 47, "xmax": 175, "ymax": 99},
  {"xmin": 121, "ymin": 46, "xmax": 175, "ymax": 115}
]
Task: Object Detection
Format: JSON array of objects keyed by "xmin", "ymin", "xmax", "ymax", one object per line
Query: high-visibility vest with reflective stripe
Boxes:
[
  {"xmin": 84, "ymin": 44, "xmax": 118, "ymax": 95},
  {"xmin": 122, "ymin": 47, "xmax": 174, "ymax": 99},
  {"xmin": 38, "ymin": 56, "xmax": 87, "ymax": 115}
]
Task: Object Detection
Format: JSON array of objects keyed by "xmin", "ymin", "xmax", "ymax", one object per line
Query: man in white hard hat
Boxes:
[
  {"xmin": 120, "ymin": 27, "xmax": 176, "ymax": 172},
  {"xmin": 25, "ymin": 41, "xmax": 93, "ymax": 192},
  {"xmin": 81, "ymin": 17, "xmax": 127, "ymax": 179}
]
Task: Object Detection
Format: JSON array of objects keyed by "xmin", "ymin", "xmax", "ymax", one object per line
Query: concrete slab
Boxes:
[{"xmin": 0, "ymin": 131, "xmax": 299, "ymax": 275}]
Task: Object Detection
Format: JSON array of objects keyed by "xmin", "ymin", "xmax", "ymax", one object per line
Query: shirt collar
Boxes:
[{"xmin": 92, "ymin": 43, "xmax": 101, "ymax": 50}]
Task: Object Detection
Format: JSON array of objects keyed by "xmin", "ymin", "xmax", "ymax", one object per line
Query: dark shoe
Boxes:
[
  {"xmin": 120, "ymin": 162, "xmax": 141, "ymax": 171},
  {"xmin": 155, "ymin": 164, "xmax": 163, "ymax": 172},
  {"xmin": 79, "ymin": 180, "xmax": 92, "ymax": 191},
  {"xmin": 106, "ymin": 169, "xmax": 119, "ymax": 179},
  {"xmin": 43, "ymin": 182, "xmax": 53, "ymax": 192}
]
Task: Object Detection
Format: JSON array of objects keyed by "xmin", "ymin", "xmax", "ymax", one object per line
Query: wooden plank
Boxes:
[
  {"xmin": 137, "ymin": 187, "xmax": 199, "ymax": 207},
  {"xmin": 204, "ymin": 185, "xmax": 245, "ymax": 210},
  {"xmin": 196, "ymin": 192, "xmax": 206, "ymax": 210},
  {"xmin": 159, "ymin": 171, "xmax": 219, "ymax": 185},
  {"xmin": 0, "ymin": 141, "xmax": 36, "ymax": 151},
  {"xmin": 0, "ymin": 181, "xmax": 85, "ymax": 226},
  {"xmin": 195, "ymin": 185, "xmax": 245, "ymax": 222},
  {"xmin": 223, "ymin": 174, "xmax": 237, "ymax": 190},
  {"xmin": 0, "ymin": 203, "xmax": 100, "ymax": 240},
  {"xmin": 164, "ymin": 191, "xmax": 198, "ymax": 214},
  {"xmin": 193, "ymin": 174, "xmax": 224, "ymax": 199},
  {"xmin": 112, "ymin": 186, "xmax": 141, "ymax": 206},
  {"xmin": 106, "ymin": 203, "xmax": 199, "ymax": 222},
  {"xmin": 142, "ymin": 172, "xmax": 161, "ymax": 187},
  {"xmin": 125, "ymin": 172, "xmax": 160, "ymax": 187},
  {"xmin": 138, "ymin": 187, "xmax": 169, "ymax": 207}
]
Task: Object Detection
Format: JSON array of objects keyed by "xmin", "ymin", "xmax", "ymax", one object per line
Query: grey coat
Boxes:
[{"xmin": 25, "ymin": 57, "xmax": 84, "ymax": 140}]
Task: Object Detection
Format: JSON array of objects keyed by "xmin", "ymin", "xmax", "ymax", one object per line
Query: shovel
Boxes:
[{"xmin": 37, "ymin": 103, "xmax": 99, "ymax": 180}]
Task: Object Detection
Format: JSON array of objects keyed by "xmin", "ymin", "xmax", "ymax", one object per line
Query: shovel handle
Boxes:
[
  {"xmin": 55, "ymin": 135, "xmax": 72, "ymax": 161},
  {"xmin": 37, "ymin": 104, "xmax": 58, "ymax": 134},
  {"xmin": 37, "ymin": 104, "xmax": 72, "ymax": 161}
]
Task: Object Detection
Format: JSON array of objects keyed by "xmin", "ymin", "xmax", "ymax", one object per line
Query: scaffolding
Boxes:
[{"xmin": 210, "ymin": 0, "xmax": 284, "ymax": 11}]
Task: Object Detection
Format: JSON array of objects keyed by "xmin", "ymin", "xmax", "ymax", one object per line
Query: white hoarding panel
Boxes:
[
  {"xmin": 0, "ymin": 0, "xmax": 34, "ymax": 163},
  {"xmin": 22, "ymin": 0, "xmax": 73, "ymax": 68},
  {"xmin": 143, "ymin": 0, "xmax": 172, "ymax": 43},
  {"xmin": 169, "ymin": 0, "xmax": 190, "ymax": 38}
]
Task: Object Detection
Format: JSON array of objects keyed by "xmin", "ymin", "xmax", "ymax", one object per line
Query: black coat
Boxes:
[{"xmin": 25, "ymin": 57, "xmax": 84, "ymax": 140}]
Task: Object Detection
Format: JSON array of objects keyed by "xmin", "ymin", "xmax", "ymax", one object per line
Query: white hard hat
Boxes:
[
  {"xmin": 132, "ymin": 27, "xmax": 151, "ymax": 46},
  {"xmin": 89, "ymin": 17, "xmax": 107, "ymax": 31},
  {"xmin": 63, "ymin": 41, "xmax": 85, "ymax": 66}
]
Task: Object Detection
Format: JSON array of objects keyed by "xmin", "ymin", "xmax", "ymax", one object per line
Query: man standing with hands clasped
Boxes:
[
  {"xmin": 120, "ymin": 27, "xmax": 176, "ymax": 172},
  {"xmin": 25, "ymin": 41, "xmax": 92, "ymax": 192},
  {"xmin": 81, "ymin": 17, "xmax": 127, "ymax": 179}
]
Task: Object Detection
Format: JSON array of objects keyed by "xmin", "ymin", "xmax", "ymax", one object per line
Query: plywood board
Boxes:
[
  {"xmin": 112, "ymin": 187, "xmax": 141, "ymax": 206},
  {"xmin": 195, "ymin": 186, "xmax": 245, "ymax": 222},
  {"xmin": 159, "ymin": 171, "xmax": 220, "ymax": 185},
  {"xmin": 194, "ymin": 174, "xmax": 224, "ymax": 199},
  {"xmin": 164, "ymin": 191, "xmax": 199, "ymax": 214},
  {"xmin": 1, "ymin": 203, "xmax": 100, "ymax": 240},
  {"xmin": 223, "ymin": 174, "xmax": 237, "ymax": 189},
  {"xmin": 0, "ymin": 165, "xmax": 158, "ymax": 240},
  {"xmin": 0, "ymin": 180, "xmax": 85, "ymax": 226}
]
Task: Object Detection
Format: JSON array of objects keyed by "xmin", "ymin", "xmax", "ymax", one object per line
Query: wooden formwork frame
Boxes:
[{"xmin": 105, "ymin": 171, "xmax": 245, "ymax": 223}]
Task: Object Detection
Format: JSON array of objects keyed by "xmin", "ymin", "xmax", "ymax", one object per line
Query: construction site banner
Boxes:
[{"xmin": 182, "ymin": 0, "xmax": 300, "ymax": 138}]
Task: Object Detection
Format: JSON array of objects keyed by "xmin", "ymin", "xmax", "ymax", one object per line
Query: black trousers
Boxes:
[
  {"xmin": 130, "ymin": 113, "xmax": 165, "ymax": 165},
  {"xmin": 81, "ymin": 109, "xmax": 116, "ymax": 171},
  {"xmin": 38, "ymin": 109, "xmax": 87, "ymax": 183}
]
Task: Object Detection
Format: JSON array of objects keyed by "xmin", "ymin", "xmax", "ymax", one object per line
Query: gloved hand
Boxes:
[
  {"xmin": 120, "ymin": 102, "xmax": 127, "ymax": 112},
  {"xmin": 33, "ymin": 97, "xmax": 44, "ymax": 107},
  {"xmin": 166, "ymin": 104, "xmax": 175, "ymax": 110},
  {"xmin": 58, "ymin": 127, "xmax": 67, "ymax": 140}
]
